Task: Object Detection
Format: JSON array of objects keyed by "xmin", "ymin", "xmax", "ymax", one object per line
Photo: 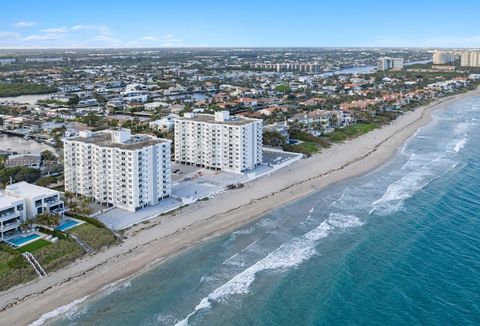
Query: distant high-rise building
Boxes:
[
  {"xmin": 460, "ymin": 51, "xmax": 480, "ymax": 67},
  {"xmin": 0, "ymin": 58, "xmax": 15, "ymax": 65},
  {"xmin": 251, "ymin": 62, "xmax": 321, "ymax": 73},
  {"xmin": 377, "ymin": 57, "xmax": 404, "ymax": 71},
  {"xmin": 433, "ymin": 51, "xmax": 455, "ymax": 65}
]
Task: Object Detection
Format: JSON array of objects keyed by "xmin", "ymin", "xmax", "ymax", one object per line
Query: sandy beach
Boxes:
[{"xmin": 1, "ymin": 89, "xmax": 478, "ymax": 325}]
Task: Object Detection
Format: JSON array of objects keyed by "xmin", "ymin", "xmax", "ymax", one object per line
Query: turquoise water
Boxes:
[
  {"xmin": 8, "ymin": 233, "xmax": 40, "ymax": 247},
  {"xmin": 45, "ymin": 96, "xmax": 480, "ymax": 326},
  {"xmin": 55, "ymin": 219, "xmax": 79, "ymax": 232}
]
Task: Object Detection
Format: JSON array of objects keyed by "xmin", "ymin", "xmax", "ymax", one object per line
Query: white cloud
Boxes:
[
  {"xmin": 71, "ymin": 24, "xmax": 110, "ymax": 34},
  {"xmin": 0, "ymin": 24, "xmax": 187, "ymax": 48},
  {"xmin": 40, "ymin": 27, "xmax": 69, "ymax": 33},
  {"xmin": 0, "ymin": 31, "xmax": 21, "ymax": 39},
  {"xmin": 11, "ymin": 21, "xmax": 37, "ymax": 28},
  {"xmin": 23, "ymin": 33, "xmax": 66, "ymax": 41},
  {"xmin": 131, "ymin": 34, "xmax": 184, "ymax": 47}
]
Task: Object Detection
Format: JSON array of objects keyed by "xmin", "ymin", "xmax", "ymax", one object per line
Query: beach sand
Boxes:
[{"xmin": 1, "ymin": 89, "xmax": 478, "ymax": 325}]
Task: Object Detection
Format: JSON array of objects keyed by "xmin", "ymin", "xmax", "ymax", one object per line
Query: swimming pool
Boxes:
[
  {"xmin": 55, "ymin": 219, "xmax": 80, "ymax": 232},
  {"xmin": 8, "ymin": 234, "xmax": 40, "ymax": 247}
]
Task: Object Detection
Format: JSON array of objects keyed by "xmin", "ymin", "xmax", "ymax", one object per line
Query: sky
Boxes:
[{"xmin": 0, "ymin": 0, "xmax": 479, "ymax": 49}]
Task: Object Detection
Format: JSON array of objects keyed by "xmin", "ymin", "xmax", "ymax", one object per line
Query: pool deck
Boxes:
[
  {"xmin": 55, "ymin": 218, "xmax": 85, "ymax": 232},
  {"xmin": 4, "ymin": 232, "xmax": 45, "ymax": 248}
]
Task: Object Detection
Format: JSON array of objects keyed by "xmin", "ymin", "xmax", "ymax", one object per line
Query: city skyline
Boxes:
[{"xmin": 0, "ymin": 0, "xmax": 480, "ymax": 49}]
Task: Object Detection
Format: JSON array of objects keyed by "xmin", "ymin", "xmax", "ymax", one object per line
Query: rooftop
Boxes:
[
  {"xmin": 5, "ymin": 181, "xmax": 58, "ymax": 199},
  {"xmin": 176, "ymin": 113, "xmax": 260, "ymax": 126},
  {"xmin": 0, "ymin": 192, "xmax": 23, "ymax": 208},
  {"xmin": 66, "ymin": 129, "xmax": 169, "ymax": 150}
]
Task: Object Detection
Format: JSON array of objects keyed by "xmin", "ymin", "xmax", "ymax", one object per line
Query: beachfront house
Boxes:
[
  {"xmin": 0, "ymin": 193, "xmax": 26, "ymax": 240},
  {"xmin": 5, "ymin": 182, "xmax": 65, "ymax": 217},
  {"xmin": 289, "ymin": 110, "xmax": 342, "ymax": 136},
  {"xmin": 0, "ymin": 182, "xmax": 64, "ymax": 240}
]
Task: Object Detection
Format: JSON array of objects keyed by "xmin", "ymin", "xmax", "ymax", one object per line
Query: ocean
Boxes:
[{"xmin": 42, "ymin": 95, "xmax": 480, "ymax": 326}]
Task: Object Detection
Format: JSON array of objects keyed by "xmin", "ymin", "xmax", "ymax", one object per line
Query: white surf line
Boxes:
[
  {"xmin": 29, "ymin": 296, "xmax": 89, "ymax": 326},
  {"xmin": 175, "ymin": 213, "xmax": 363, "ymax": 326}
]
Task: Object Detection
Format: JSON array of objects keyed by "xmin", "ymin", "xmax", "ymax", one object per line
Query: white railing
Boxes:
[{"xmin": 22, "ymin": 252, "xmax": 47, "ymax": 278}]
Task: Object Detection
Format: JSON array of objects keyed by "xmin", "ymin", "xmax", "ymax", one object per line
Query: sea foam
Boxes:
[
  {"xmin": 175, "ymin": 213, "xmax": 362, "ymax": 325},
  {"xmin": 454, "ymin": 137, "xmax": 467, "ymax": 153},
  {"xmin": 29, "ymin": 296, "xmax": 89, "ymax": 326}
]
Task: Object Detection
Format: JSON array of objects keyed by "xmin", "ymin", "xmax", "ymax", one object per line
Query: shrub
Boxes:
[
  {"xmin": 69, "ymin": 224, "xmax": 117, "ymax": 251},
  {"xmin": 0, "ymin": 243, "xmax": 19, "ymax": 255},
  {"xmin": 37, "ymin": 226, "xmax": 70, "ymax": 240},
  {"xmin": 7, "ymin": 255, "xmax": 27, "ymax": 268},
  {"xmin": 0, "ymin": 267, "xmax": 36, "ymax": 292},
  {"xmin": 34, "ymin": 239, "xmax": 83, "ymax": 272}
]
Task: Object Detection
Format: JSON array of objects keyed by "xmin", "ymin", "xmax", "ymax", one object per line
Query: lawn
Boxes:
[
  {"xmin": 68, "ymin": 223, "xmax": 117, "ymax": 251},
  {"xmin": 18, "ymin": 239, "xmax": 51, "ymax": 253},
  {"xmin": 294, "ymin": 141, "xmax": 319, "ymax": 154},
  {"xmin": 325, "ymin": 123, "xmax": 378, "ymax": 143},
  {"xmin": 283, "ymin": 141, "xmax": 319, "ymax": 155}
]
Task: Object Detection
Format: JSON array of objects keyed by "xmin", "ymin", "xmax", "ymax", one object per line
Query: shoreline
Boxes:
[{"xmin": 1, "ymin": 88, "xmax": 479, "ymax": 325}]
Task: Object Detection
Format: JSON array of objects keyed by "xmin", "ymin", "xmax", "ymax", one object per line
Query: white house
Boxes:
[
  {"xmin": 5, "ymin": 182, "xmax": 65, "ymax": 218},
  {"xmin": 149, "ymin": 114, "xmax": 179, "ymax": 131},
  {"xmin": 0, "ymin": 193, "xmax": 26, "ymax": 240},
  {"xmin": 0, "ymin": 182, "xmax": 64, "ymax": 240}
]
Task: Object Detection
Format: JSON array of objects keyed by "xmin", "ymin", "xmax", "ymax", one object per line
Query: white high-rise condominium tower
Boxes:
[
  {"xmin": 174, "ymin": 111, "xmax": 263, "ymax": 174},
  {"xmin": 433, "ymin": 51, "xmax": 455, "ymax": 65},
  {"xmin": 64, "ymin": 129, "xmax": 171, "ymax": 212},
  {"xmin": 377, "ymin": 57, "xmax": 404, "ymax": 71},
  {"xmin": 461, "ymin": 51, "xmax": 480, "ymax": 67}
]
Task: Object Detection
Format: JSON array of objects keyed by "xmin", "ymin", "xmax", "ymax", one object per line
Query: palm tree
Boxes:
[
  {"xmin": 330, "ymin": 114, "xmax": 339, "ymax": 128},
  {"xmin": 19, "ymin": 221, "xmax": 30, "ymax": 233},
  {"xmin": 64, "ymin": 191, "xmax": 74, "ymax": 206},
  {"xmin": 79, "ymin": 197, "xmax": 92, "ymax": 215},
  {"xmin": 34, "ymin": 212, "xmax": 61, "ymax": 227}
]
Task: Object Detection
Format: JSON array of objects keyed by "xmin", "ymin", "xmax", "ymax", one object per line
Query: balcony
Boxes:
[
  {"xmin": 43, "ymin": 198, "xmax": 64, "ymax": 211},
  {"xmin": 0, "ymin": 211, "xmax": 20, "ymax": 223},
  {"xmin": 0, "ymin": 220, "xmax": 20, "ymax": 232}
]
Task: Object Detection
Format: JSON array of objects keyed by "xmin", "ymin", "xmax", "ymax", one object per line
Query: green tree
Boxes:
[
  {"xmin": 275, "ymin": 84, "xmax": 292, "ymax": 94},
  {"xmin": 33, "ymin": 212, "xmax": 61, "ymax": 227},
  {"xmin": 41, "ymin": 150, "xmax": 56, "ymax": 162},
  {"xmin": 263, "ymin": 130, "xmax": 287, "ymax": 147}
]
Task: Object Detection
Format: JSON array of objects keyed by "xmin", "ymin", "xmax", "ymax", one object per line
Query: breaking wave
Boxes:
[
  {"xmin": 175, "ymin": 213, "xmax": 363, "ymax": 325},
  {"xmin": 29, "ymin": 296, "xmax": 89, "ymax": 326}
]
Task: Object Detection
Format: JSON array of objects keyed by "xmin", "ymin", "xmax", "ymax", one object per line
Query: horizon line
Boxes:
[{"xmin": 0, "ymin": 46, "xmax": 479, "ymax": 51}]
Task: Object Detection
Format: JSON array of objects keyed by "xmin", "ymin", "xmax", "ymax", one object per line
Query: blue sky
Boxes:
[{"xmin": 0, "ymin": 0, "xmax": 479, "ymax": 48}]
